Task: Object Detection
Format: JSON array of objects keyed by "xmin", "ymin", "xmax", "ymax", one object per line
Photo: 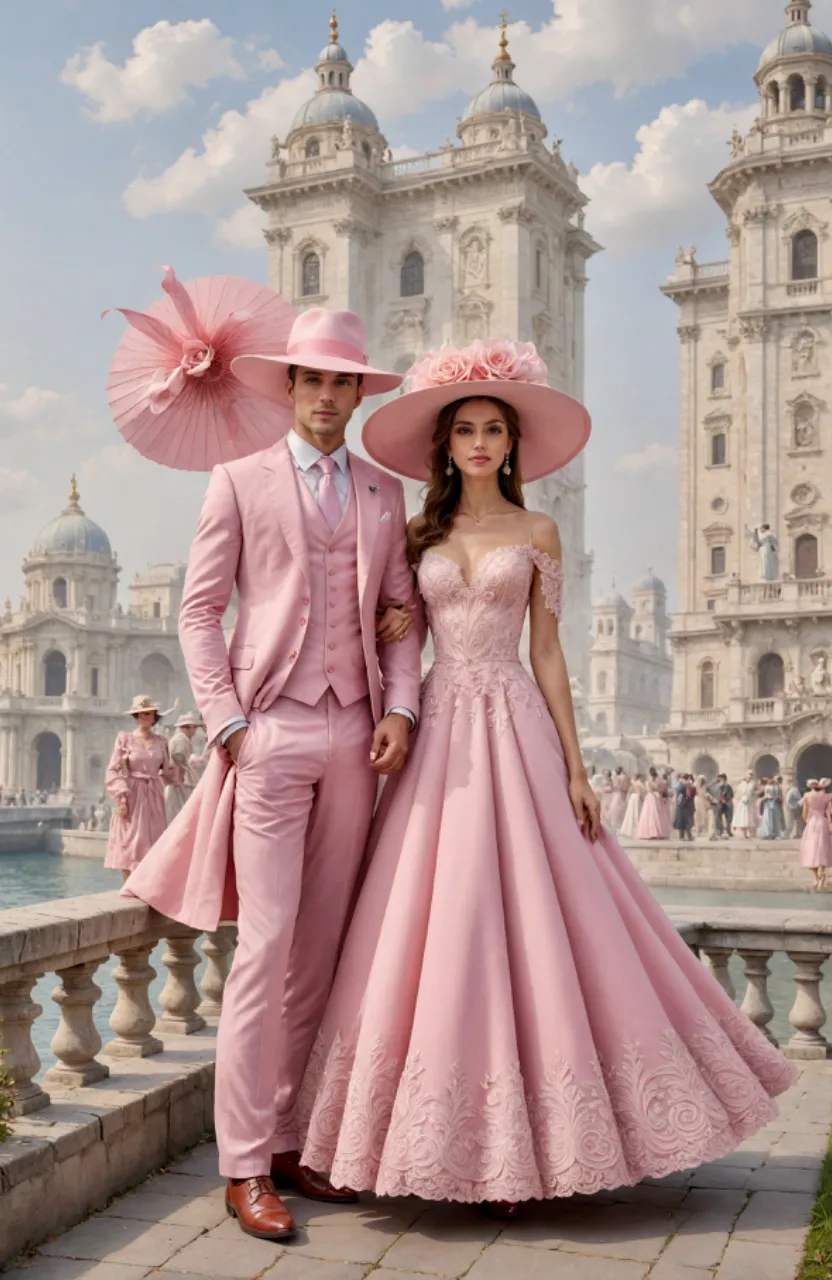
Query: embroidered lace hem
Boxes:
[{"xmin": 298, "ymin": 1010, "xmax": 796, "ymax": 1203}]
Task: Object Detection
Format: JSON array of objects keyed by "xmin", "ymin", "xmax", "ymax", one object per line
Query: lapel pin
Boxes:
[{"xmin": 369, "ymin": 484, "xmax": 379, "ymax": 495}]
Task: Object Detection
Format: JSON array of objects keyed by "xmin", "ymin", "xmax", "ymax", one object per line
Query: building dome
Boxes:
[
  {"xmin": 759, "ymin": 2, "xmax": 832, "ymax": 69},
  {"xmin": 633, "ymin": 570, "xmax": 666, "ymax": 593},
  {"xmin": 291, "ymin": 92, "xmax": 378, "ymax": 132},
  {"xmin": 462, "ymin": 17, "xmax": 542, "ymax": 123},
  {"xmin": 291, "ymin": 13, "xmax": 379, "ymax": 135},
  {"xmin": 31, "ymin": 476, "xmax": 112, "ymax": 558},
  {"xmin": 598, "ymin": 587, "xmax": 628, "ymax": 609}
]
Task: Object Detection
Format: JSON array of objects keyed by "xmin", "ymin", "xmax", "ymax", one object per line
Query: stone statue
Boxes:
[
  {"xmin": 811, "ymin": 653, "xmax": 831, "ymax": 695},
  {"xmin": 675, "ymin": 245, "xmax": 686, "ymax": 268},
  {"xmin": 730, "ymin": 127, "xmax": 744, "ymax": 158},
  {"xmin": 461, "ymin": 237, "xmax": 487, "ymax": 289},
  {"xmin": 793, "ymin": 330, "xmax": 816, "ymax": 375},
  {"xmin": 340, "ymin": 119, "xmax": 354, "ymax": 150},
  {"xmin": 270, "ymin": 135, "xmax": 281, "ymax": 164},
  {"xmin": 686, "ymin": 243, "xmax": 697, "ymax": 264},
  {"xmin": 747, "ymin": 524, "xmax": 779, "ymax": 581}
]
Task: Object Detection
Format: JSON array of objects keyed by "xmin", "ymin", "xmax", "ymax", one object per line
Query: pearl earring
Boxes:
[
  {"xmin": 446, "ymin": 456, "xmax": 454, "ymax": 476},
  {"xmin": 503, "ymin": 453, "xmax": 512, "ymax": 476}
]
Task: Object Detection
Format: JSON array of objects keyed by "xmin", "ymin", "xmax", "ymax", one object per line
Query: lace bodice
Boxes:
[{"xmin": 417, "ymin": 544, "xmax": 563, "ymax": 731}]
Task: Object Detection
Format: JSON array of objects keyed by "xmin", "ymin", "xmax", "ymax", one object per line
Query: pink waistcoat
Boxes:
[{"xmin": 281, "ymin": 471, "xmax": 369, "ymax": 708}]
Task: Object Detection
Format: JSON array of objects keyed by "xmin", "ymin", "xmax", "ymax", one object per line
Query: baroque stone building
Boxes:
[
  {"xmin": 0, "ymin": 479, "xmax": 194, "ymax": 799},
  {"xmin": 588, "ymin": 573, "xmax": 673, "ymax": 738},
  {"xmin": 246, "ymin": 15, "xmax": 598, "ymax": 680},
  {"xmin": 662, "ymin": 1, "xmax": 832, "ymax": 786}
]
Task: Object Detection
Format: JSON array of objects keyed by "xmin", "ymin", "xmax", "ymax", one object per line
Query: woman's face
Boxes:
[
  {"xmin": 135, "ymin": 710, "xmax": 155, "ymax": 730},
  {"xmin": 446, "ymin": 399, "xmax": 510, "ymax": 481}
]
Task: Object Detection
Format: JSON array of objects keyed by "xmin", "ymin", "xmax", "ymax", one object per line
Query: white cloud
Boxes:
[
  {"xmin": 215, "ymin": 204, "xmax": 266, "ymax": 251},
  {"xmin": 615, "ymin": 443, "xmax": 677, "ymax": 473},
  {"xmin": 256, "ymin": 49, "xmax": 286, "ymax": 72},
  {"xmin": 61, "ymin": 19, "xmax": 245, "ymax": 123},
  {"xmin": 582, "ymin": 99, "xmax": 758, "ymax": 253},
  {"xmin": 0, "ymin": 467, "xmax": 37, "ymax": 513},
  {"xmin": 5, "ymin": 387, "xmax": 68, "ymax": 422},
  {"xmin": 124, "ymin": 69, "xmax": 314, "ymax": 216},
  {"xmin": 441, "ymin": 0, "xmax": 475, "ymax": 8}
]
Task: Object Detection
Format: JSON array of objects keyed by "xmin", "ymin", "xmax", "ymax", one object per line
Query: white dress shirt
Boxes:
[{"xmin": 219, "ymin": 431, "xmax": 415, "ymax": 742}]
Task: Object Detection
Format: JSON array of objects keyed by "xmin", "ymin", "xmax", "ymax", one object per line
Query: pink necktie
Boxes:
[{"xmin": 316, "ymin": 456, "xmax": 342, "ymax": 531}]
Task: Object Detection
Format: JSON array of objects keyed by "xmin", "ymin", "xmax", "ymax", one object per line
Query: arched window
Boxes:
[
  {"xmin": 301, "ymin": 251, "xmax": 321, "ymax": 298},
  {"xmin": 767, "ymin": 82, "xmax": 780, "ymax": 115},
  {"xmin": 693, "ymin": 753, "xmax": 719, "ymax": 780},
  {"xmin": 44, "ymin": 650, "xmax": 67, "ymax": 697},
  {"xmin": 634, "ymin": 624, "xmax": 642, "ymax": 639},
  {"xmin": 596, "ymin": 620, "xmax": 603, "ymax": 636},
  {"xmin": 400, "ymin": 251, "xmax": 425, "ymax": 298},
  {"xmin": 756, "ymin": 752, "xmax": 780, "ymax": 780},
  {"xmin": 606, "ymin": 618, "xmax": 614, "ymax": 636},
  {"xmin": 596, "ymin": 711, "xmax": 607, "ymax": 732},
  {"xmin": 327, "ymin": 70, "xmax": 334, "ymax": 85},
  {"xmin": 816, "ymin": 77, "xmax": 828, "ymax": 111},
  {"xmin": 792, "ymin": 230, "xmax": 818, "ymax": 280},
  {"xmin": 790, "ymin": 74, "xmax": 806, "ymax": 112},
  {"xmin": 711, "ymin": 362, "xmax": 725, "ymax": 393},
  {"xmin": 795, "ymin": 533, "xmax": 819, "ymax": 578},
  {"xmin": 52, "ymin": 577, "xmax": 67, "ymax": 609},
  {"xmin": 362, "ymin": 141, "xmax": 371, "ymax": 160},
  {"xmin": 710, "ymin": 545, "xmax": 726, "ymax": 575},
  {"xmin": 305, "ymin": 138, "xmax": 320, "ymax": 159},
  {"xmin": 757, "ymin": 652, "xmax": 785, "ymax": 698},
  {"xmin": 700, "ymin": 661, "xmax": 715, "ymax": 710},
  {"xmin": 597, "ymin": 671, "xmax": 607, "ymax": 695},
  {"xmin": 535, "ymin": 245, "xmax": 544, "ymax": 291},
  {"xmin": 711, "ymin": 432, "xmax": 726, "ymax": 466}
]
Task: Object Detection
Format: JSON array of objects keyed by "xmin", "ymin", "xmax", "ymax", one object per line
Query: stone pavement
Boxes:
[{"xmin": 6, "ymin": 1064, "xmax": 832, "ymax": 1280}]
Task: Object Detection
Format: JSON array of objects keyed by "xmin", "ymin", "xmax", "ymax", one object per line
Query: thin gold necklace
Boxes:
[{"xmin": 458, "ymin": 505, "xmax": 507, "ymax": 526}]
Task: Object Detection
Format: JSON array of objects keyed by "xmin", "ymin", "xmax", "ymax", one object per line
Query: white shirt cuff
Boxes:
[
  {"xmin": 219, "ymin": 718, "xmax": 249, "ymax": 745},
  {"xmin": 388, "ymin": 706, "xmax": 417, "ymax": 732}
]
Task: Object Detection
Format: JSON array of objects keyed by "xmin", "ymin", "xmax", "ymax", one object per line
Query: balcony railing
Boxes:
[
  {"xmin": 716, "ymin": 576, "xmax": 832, "ymax": 616},
  {"xmin": 787, "ymin": 279, "xmax": 820, "ymax": 296}
]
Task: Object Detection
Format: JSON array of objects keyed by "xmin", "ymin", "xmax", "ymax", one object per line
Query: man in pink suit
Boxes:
[{"xmin": 124, "ymin": 309, "xmax": 422, "ymax": 1240}]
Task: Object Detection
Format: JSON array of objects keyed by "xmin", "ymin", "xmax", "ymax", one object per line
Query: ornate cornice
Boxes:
[
  {"xmin": 433, "ymin": 215, "xmax": 459, "ymax": 233},
  {"xmin": 678, "ymin": 324, "xmax": 701, "ymax": 344},
  {"xmin": 742, "ymin": 203, "xmax": 781, "ymax": 225},
  {"xmin": 264, "ymin": 227, "xmax": 292, "ymax": 247},
  {"xmin": 497, "ymin": 202, "xmax": 535, "ymax": 225}
]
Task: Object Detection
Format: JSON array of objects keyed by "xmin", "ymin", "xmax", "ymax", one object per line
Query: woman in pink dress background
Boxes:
[
  {"xmin": 105, "ymin": 694, "xmax": 178, "ymax": 878},
  {"xmin": 801, "ymin": 779, "xmax": 832, "ymax": 891},
  {"xmin": 635, "ymin": 766, "xmax": 666, "ymax": 839},
  {"xmin": 296, "ymin": 340, "xmax": 796, "ymax": 1217}
]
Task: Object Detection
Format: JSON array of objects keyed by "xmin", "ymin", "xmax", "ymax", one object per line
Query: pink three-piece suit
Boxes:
[{"xmin": 123, "ymin": 437, "xmax": 422, "ymax": 1177}]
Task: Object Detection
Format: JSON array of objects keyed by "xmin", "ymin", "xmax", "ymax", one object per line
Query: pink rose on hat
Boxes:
[
  {"xmin": 409, "ymin": 339, "xmax": 548, "ymax": 392},
  {"xmin": 409, "ymin": 346, "xmax": 476, "ymax": 392}
]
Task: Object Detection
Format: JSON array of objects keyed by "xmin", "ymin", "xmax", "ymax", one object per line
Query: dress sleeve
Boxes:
[
  {"xmin": 105, "ymin": 734, "xmax": 129, "ymax": 802},
  {"xmin": 530, "ymin": 548, "xmax": 563, "ymax": 619}
]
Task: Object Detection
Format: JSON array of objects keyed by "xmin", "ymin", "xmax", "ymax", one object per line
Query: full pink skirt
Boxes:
[
  {"xmin": 105, "ymin": 778, "xmax": 167, "ymax": 871},
  {"xmin": 801, "ymin": 811, "xmax": 832, "ymax": 868},
  {"xmin": 298, "ymin": 681, "xmax": 795, "ymax": 1203},
  {"xmin": 635, "ymin": 791, "xmax": 666, "ymax": 840}
]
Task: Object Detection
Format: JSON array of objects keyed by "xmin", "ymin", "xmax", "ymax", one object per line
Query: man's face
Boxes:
[{"xmin": 289, "ymin": 367, "xmax": 364, "ymax": 448}]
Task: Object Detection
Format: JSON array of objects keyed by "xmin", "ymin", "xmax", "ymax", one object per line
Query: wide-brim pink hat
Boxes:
[
  {"xmin": 231, "ymin": 307, "xmax": 402, "ymax": 406},
  {"xmin": 361, "ymin": 341, "xmax": 590, "ymax": 483}
]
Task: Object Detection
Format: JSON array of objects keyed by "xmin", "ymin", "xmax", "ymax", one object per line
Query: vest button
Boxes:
[
  {"xmin": 302, "ymin": 597, "xmax": 310, "ymax": 606},
  {"xmin": 328, "ymin": 569, "xmax": 336, "ymax": 577},
  {"xmin": 300, "ymin": 618, "xmax": 307, "ymax": 626},
  {"xmin": 289, "ymin": 652, "xmax": 297, "ymax": 661},
  {"xmin": 327, "ymin": 643, "xmax": 336, "ymax": 651},
  {"xmin": 327, "ymin": 666, "xmax": 334, "ymax": 673}
]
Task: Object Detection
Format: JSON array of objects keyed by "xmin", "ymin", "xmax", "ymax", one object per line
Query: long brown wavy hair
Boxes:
[{"xmin": 408, "ymin": 395, "xmax": 525, "ymax": 565}]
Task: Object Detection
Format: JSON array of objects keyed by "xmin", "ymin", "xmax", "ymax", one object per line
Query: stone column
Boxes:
[
  {"xmin": 332, "ymin": 218, "xmax": 367, "ymax": 323},
  {"xmin": 0, "ymin": 724, "xmax": 9, "ymax": 788},
  {"xmin": 0, "ymin": 975, "xmax": 50, "ymax": 1114},
  {"xmin": 739, "ymin": 949, "xmax": 777, "ymax": 1044},
  {"xmin": 64, "ymin": 722, "xmax": 78, "ymax": 792},
  {"xmin": 8, "ymin": 724, "xmax": 19, "ymax": 788},
  {"xmin": 198, "ymin": 926, "xmax": 237, "ymax": 1020},
  {"xmin": 432, "ymin": 215, "xmax": 458, "ymax": 346},
  {"xmin": 45, "ymin": 961, "xmax": 110, "ymax": 1087},
  {"xmin": 265, "ymin": 227, "xmax": 292, "ymax": 299},
  {"xmin": 676, "ymin": 324, "xmax": 700, "ymax": 613},
  {"xmin": 786, "ymin": 951, "xmax": 829, "ymax": 1059}
]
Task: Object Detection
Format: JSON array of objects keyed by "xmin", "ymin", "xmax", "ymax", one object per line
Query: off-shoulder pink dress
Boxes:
[
  {"xmin": 105, "ymin": 731, "xmax": 177, "ymax": 871},
  {"xmin": 299, "ymin": 544, "xmax": 795, "ymax": 1204}
]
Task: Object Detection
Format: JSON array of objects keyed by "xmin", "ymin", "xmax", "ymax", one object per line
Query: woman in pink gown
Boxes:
[
  {"xmin": 298, "ymin": 341, "xmax": 796, "ymax": 1212},
  {"xmin": 105, "ymin": 695, "xmax": 177, "ymax": 877},
  {"xmin": 607, "ymin": 767, "xmax": 629, "ymax": 831},
  {"xmin": 801, "ymin": 779, "xmax": 832, "ymax": 890},
  {"xmin": 635, "ymin": 767, "xmax": 666, "ymax": 839}
]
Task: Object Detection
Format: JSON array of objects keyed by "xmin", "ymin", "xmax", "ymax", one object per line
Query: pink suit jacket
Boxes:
[{"xmin": 122, "ymin": 439, "xmax": 423, "ymax": 931}]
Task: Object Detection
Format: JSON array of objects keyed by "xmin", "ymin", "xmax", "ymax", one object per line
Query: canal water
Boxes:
[{"xmin": 1, "ymin": 851, "xmax": 830, "ymax": 1073}]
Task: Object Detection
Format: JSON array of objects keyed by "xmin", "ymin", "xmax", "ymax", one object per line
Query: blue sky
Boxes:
[{"xmin": 0, "ymin": 0, "xmax": 804, "ymax": 609}]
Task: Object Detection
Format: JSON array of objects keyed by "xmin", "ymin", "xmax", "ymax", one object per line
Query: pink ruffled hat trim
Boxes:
[
  {"xmin": 362, "ymin": 340, "xmax": 591, "ymax": 483},
  {"xmin": 231, "ymin": 308, "xmax": 402, "ymax": 404}
]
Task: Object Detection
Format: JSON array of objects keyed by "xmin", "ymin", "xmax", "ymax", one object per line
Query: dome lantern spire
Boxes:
[
  {"xmin": 329, "ymin": 8, "xmax": 339, "ymax": 45},
  {"xmin": 493, "ymin": 10, "xmax": 516, "ymax": 83},
  {"xmin": 68, "ymin": 473, "xmax": 81, "ymax": 509},
  {"xmin": 786, "ymin": 1, "xmax": 812, "ymax": 25}
]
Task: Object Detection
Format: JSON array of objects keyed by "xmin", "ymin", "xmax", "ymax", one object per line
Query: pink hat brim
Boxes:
[
  {"xmin": 362, "ymin": 380, "xmax": 591, "ymax": 483},
  {"xmin": 231, "ymin": 352, "xmax": 402, "ymax": 406}
]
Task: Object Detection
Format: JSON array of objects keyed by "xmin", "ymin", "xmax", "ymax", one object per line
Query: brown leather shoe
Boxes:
[
  {"xmin": 271, "ymin": 1149, "xmax": 358, "ymax": 1204},
  {"xmin": 225, "ymin": 1176, "xmax": 296, "ymax": 1240}
]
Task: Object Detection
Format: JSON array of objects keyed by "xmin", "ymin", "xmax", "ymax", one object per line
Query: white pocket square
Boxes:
[{"xmin": 380, "ymin": 511, "xmax": 392, "ymax": 523}]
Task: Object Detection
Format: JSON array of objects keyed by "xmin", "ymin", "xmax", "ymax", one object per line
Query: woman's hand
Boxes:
[
  {"xmin": 116, "ymin": 802, "xmax": 128, "ymax": 820},
  {"xmin": 376, "ymin": 602, "xmax": 413, "ymax": 645},
  {"xmin": 569, "ymin": 773, "xmax": 601, "ymax": 842}
]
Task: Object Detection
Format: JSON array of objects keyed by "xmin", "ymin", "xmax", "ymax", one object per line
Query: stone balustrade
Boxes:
[
  {"xmin": 668, "ymin": 905, "xmax": 832, "ymax": 1060},
  {"xmin": 0, "ymin": 891, "xmax": 236, "ymax": 1116}
]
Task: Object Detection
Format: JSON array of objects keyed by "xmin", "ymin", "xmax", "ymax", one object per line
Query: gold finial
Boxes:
[
  {"xmin": 330, "ymin": 8, "xmax": 339, "ymax": 43},
  {"xmin": 496, "ymin": 10, "xmax": 511, "ymax": 60},
  {"xmin": 69, "ymin": 474, "xmax": 80, "ymax": 505}
]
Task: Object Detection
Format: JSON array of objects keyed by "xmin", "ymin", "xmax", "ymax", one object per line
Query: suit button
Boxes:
[
  {"xmin": 289, "ymin": 651, "xmax": 297, "ymax": 661},
  {"xmin": 302, "ymin": 597, "xmax": 310, "ymax": 605},
  {"xmin": 300, "ymin": 618, "xmax": 307, "ymax": 626},
  {"xmin": 327, "ymin": 643, "xmax": 335, "ymax": 651},
  {"xmin": 327, "ymin": 666, "xmax": 334, "ymax": 673},
  {"xmin": 328, "ymin": 569, "xmax": 335, "ymax": 577}
]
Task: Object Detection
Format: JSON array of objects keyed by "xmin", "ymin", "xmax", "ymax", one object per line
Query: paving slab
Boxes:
[
  {"xmin": 467, "ymin": 1243, "xmax": 649, "ymax": 1279},
  {"xmin": 377, "ymin": 1203, "xmax": 500, "ymax": 1277},
  {"xmin": 158, "ymin": 1230, "xmax": 284, "ymax": 1278},
  {"xmin": 501, "ymin": 1201, "xmax": 680, "ymax": 1262},
  {"xmin": 267, "ymin": 1260, "xmax": 369, "ymax": 1279},
  {"xmin": 650, "ymin": 1261, "xmax": 716, "ymax": 1280},
  {"xmin": 3, "ymin": 1261, "xmax": 149, "ymax": 1280},
  {"xmin": 38, "ymin": 1218, "xmax": 202, "ymax": 1268},
  {"xmin": 716, "ymin": 1236, "xmax": 805, "ymax": 1279},
  {"xmin": 100, "ymin": 1187, "xmax": 227, "ymax": 1230},
  {"xmin": 732, "ymin": 1189, "xmax": 816, "ymax": 1245}
]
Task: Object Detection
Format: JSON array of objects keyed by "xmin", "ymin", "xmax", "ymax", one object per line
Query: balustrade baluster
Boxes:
[
  {"xmin": 738, "ymin": 949, "xmax": 777, "ymax": 1045},
  {"xmin": 198, "ymin": 926, "xmax": 237, "ymax": 1020},
  {"xmin": 701, "ymin": 946, "xmax": 736, "ymax": 1001},
  {"xmin": 157, "ymin": 932, "xmax": 206, "ymax": 1035},
  {"xmin": 786, "ymin": 950, "xmax": 830, "ymax": 1059},
  {"xmin": 45, "ymin": 960, "xmax": 110, "ymax": 1087},
  {"xmin": 0, "ymin": 975, "xmax": 50, "ymax": 1114},
  {"xmin": 105, "ymin": 945, "xmax": 162, "ymax": 1057}
]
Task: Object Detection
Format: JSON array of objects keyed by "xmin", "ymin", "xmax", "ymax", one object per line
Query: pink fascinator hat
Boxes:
[
  {"xmin": 362, "ymin": 340, "xmax": 590, "ymax": 483},
  {"xmin": 232, "ymin": 308, "xmax": 402, "ymax": 404}
]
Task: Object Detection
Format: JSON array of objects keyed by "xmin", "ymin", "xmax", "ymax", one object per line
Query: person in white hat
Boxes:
[
  {"xmin": 104, "ymin": 695, "xmax": 178, "ymax": 879},
  {"xmin": 164, "ymin": 712, "xmax": 205, "ymax": 823}
]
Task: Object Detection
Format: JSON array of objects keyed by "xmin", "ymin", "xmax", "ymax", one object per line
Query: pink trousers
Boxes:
[{"xmin": 215, "ymin": 691, "xmax": 377, "ymax": 1178}]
